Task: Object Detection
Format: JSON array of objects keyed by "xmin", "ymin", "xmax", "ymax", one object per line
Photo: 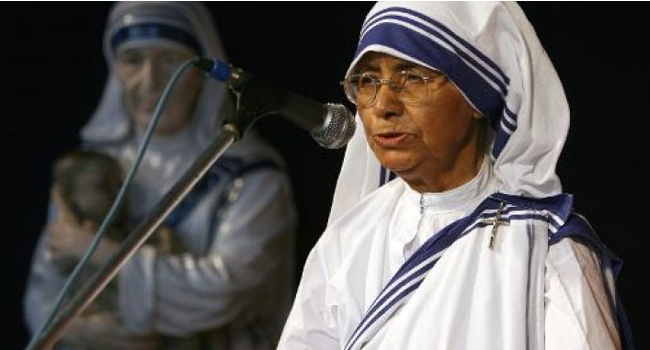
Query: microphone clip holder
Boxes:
[{"xmin": 223, "ymin": 71, "xmax": 277, "ymax": 141}]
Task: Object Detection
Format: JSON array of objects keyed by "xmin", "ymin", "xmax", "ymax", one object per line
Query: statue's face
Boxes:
[{"xmin": 115, "ymin": 45, "xmax": 202, "ymax": 135}]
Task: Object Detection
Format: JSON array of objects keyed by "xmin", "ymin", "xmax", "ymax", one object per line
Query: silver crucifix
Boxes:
[{"xmin": 482, "ymin": 201, "xmax": 509, "ymax": 249}]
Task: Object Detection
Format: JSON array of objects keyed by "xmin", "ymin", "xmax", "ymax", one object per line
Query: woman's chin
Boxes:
[{"xmin": 378, "ymin": 152, "xmax": 419, "ymax": 174}]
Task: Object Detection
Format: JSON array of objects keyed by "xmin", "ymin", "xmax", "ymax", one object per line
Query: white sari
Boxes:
[{"xmin": 278, "ymin": 2, "xmax": 632, "ymax": 350}]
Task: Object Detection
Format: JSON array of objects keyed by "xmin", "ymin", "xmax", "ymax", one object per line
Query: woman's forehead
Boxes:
[
  {"xmin": 354, "ymin": 52, "xmax": 434, "ymax": 74},
  {"xmin": 116, "ymin": 41, "xmax": 195, "ymax": 57}
]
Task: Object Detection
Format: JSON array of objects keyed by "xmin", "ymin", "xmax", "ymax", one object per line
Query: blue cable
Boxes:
[{"xmin": 27, "ymin": 57, "xmax": 201, "ymax": 349}]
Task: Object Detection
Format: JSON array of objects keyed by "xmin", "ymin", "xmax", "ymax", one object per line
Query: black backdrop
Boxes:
[{"xmin": 2, "ymin": 2, "xmax": 648, "ymax": 349}]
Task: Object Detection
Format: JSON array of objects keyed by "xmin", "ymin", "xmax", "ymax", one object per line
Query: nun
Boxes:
[{"xmin": 278, "ymin": 2, "xmax": 632, "ymax": 350}]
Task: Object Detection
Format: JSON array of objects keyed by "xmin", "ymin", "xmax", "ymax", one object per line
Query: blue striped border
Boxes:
[
  {"xmin": 345, "ymin": 198, "xmax": 498, "ymax": 350},
  {"xmin": 491, "ymin": 192, "xmax": 572, "ymax": 222},
  {"xmin": 111, "ymin": 23, "xmax": 203, "ymax": 54},
  {"xmin": 355, "ymin": 6, "xmax": 522, "ymax": 158},
  {"xmin": 345, "ymin": 193, "xmax": 575, "ymax": 350},
  {"xmin": 356, "ymin": 22, "xmax": 505, "ymax": 130},
  {"xmin": 361, "ymin": 7, "xmax": 509, "ymax": 87},
  {"xmin": 346, "ymin": 278, "xmax": 425, "ymax": 350},
  {"xmin": 166, "ymin": 156, "xmax": 280, "ymax": 229},
  {"xmin": 361, "ymin": 11, "xmax": 508, "ymax": 95},
  {"xmin": 379, "ymin": 166, "xmax": 397, "ymax": 186},
  {"xmin": 550, "ymin": 213, "xmax": 635, "ymax": 350}
]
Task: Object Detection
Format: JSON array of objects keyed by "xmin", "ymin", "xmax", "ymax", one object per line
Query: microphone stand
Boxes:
[
  {"xmin": 26, "ymin": 55, "xmax": 354, "ymax": 349},
  {"xmin": 26, "ymin": 117, "xmax": 251, "ymax": 350}
]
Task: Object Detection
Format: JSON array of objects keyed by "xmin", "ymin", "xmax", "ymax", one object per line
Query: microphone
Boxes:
[{"xmin": 195, "ymin": 58, "xmax": 356, "ymax": 149}]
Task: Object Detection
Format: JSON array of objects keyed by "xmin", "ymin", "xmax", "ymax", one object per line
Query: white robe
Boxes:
[
  {"xmin": 278, "ymin": 158, "xmax": 620, "ymax": 350},
  {"xmin": 279, "ymin": 2, "xmax": 630, "ymax": 349}
]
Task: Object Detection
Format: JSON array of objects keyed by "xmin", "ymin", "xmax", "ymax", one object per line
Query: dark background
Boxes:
[{"xmin": 2, "ymin": 2, "xmax": 648, "ymax": 349}]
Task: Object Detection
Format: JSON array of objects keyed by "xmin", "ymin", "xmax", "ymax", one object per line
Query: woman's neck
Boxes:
[{"xmin": 407, "ymin": 149, "xmax": 485, "ymax": 193}]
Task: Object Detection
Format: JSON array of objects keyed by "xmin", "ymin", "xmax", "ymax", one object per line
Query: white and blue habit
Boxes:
[{"xmin": 278, "ymin": 2, "xmax": 633, "ymax": 350}]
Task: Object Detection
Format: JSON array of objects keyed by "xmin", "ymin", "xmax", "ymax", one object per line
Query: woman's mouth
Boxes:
[{"xmin": 373, "ymin": 132, "xmax": 409, "ymax": 148}]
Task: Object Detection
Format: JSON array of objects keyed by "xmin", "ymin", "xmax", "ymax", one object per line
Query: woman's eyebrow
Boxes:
[
  {"xmin": 354, "ymin": 61, "xmax": 378, "ymax": 74},
  {"xmin": 354, "ymin": 59, "xmax": 420, "ymax": 74},
  {"xmin": 392, "ymin": 61, "xmax": 418, "ymax": 71}
]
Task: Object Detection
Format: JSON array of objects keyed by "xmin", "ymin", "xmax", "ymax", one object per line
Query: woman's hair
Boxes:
[{"xmin": 53, "ymin": 150, "xmax": 125, "ymax": 231}]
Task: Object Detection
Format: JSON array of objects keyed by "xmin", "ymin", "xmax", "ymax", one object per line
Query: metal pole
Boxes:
[{"xmin": 27, "ymin": 126, "xmax": 239, "ymax": 350}]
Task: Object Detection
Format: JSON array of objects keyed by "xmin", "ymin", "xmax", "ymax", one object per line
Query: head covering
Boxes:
[
  {"xmin": 81, "ymin": 1, "xmax": 228, "ymax": 147},
  {"xmin": 329, "ymin": 1, "xmax": 570, "ymax": 224}
]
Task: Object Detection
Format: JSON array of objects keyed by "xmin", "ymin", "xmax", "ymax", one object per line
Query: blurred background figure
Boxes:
[{"xmin": 23, "ymin": 2, "xmax": 297, "ymax": 350}]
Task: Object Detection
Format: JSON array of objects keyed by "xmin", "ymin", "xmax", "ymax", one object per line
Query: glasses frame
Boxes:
[{"xmin": 340, "ymin": 70, "xmax": 444, "ymax": 107}]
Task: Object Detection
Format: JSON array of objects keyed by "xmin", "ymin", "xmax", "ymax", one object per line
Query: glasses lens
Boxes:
[
  {"xmin": 347, "ymin": 74, "xmax": 379, "ymax": 106},
  {"xmin": 392, "ymin": 72, "xmax": 427, "ymax": 103},
  {"xmin": 343, "ymin": 78, "xmax": 358, "ymax": 104},
  {"xmin": 344, "ymin": 71, "xmax": 438, "ymax": 106}
]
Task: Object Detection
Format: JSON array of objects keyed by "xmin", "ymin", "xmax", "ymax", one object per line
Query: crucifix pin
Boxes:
[{"xmin": 482, "ymin": 201, "xmax": 509, "ymax": 250}]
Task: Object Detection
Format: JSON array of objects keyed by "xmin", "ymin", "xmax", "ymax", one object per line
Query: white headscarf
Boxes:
[
  {"xmin": 329, "ymin": 1, "xmax": 570, "ymax": 224},
  {"xmin": 81, "ymin": 1, "xmax": 228, "ymax": 148}
]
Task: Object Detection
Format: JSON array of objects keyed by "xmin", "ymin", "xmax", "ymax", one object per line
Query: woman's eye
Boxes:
[
  {"xmin": 359, "ymin": 75, "xmax": 379, "ymax": 87},
  {"xmin": 405, "ymin": 73, "xmax": 425, "ymax": 84}
]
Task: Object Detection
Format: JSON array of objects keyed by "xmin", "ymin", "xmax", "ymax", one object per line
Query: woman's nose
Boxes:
[{"xmin": 372, "ymin": 82, "xmax": 403, "ymax": 119}]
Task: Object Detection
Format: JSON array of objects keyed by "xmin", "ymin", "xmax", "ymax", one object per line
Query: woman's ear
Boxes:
[{"xmin": 472, "ymin": 110, "xmax": 483, "ymax": 119}]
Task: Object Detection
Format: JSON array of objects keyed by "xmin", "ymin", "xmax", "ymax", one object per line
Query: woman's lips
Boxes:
[{"xmin": 373, "ymin": 132, "xmax": 409, "ymax": 148}]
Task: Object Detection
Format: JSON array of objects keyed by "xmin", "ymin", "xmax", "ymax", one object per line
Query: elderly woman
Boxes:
[
  {"xmin": 24, "ymin": 2, "xmax": 296, "ymax": 350},
  {"xmin": 278, "ymin": 2, "xmax": 632, "ymax": 350}
]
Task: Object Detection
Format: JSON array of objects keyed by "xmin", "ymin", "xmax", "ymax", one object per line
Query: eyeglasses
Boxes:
[{"xmin": 340, "ymin": 70, "xmax": 445, "ymax": 107}]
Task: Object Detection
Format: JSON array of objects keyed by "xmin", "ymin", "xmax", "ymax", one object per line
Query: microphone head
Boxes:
[{"xmin": 310, "ymin": 103, "xmax": 356, "ymax": 149}]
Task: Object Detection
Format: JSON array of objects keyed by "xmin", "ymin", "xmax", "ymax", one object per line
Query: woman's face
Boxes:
[
  {"xmin": 115, "ymin": 45, "xmax": 202, "ymax": 135},
  {"xmin": 356, "ymin": 53, "xmax": 484, "ymax": 193}
]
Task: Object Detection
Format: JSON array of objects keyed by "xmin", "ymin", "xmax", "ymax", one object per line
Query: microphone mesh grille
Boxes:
[{"xmin": 310, "ymin": 103, "xmax": 356, "ymax": 149}]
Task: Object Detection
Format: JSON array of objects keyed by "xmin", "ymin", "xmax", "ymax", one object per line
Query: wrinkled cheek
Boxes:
[
  {"xmin": 361, "ymin": 119, "xmax": 374, "ymax": 144},
  {"xmin": 383, "ymin": 144, "xmax": 428, "ymax": 172},
  {"xmin": 369, "ymin": 146, "xmax": 401, "ymax": 168},
  {"xmin": 369, "ymin": 142, "xmax": 383, "ymax": 160},
  {"xmin": 360, "ymin": 116, "xmax": 372, "ymax": 135}
]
